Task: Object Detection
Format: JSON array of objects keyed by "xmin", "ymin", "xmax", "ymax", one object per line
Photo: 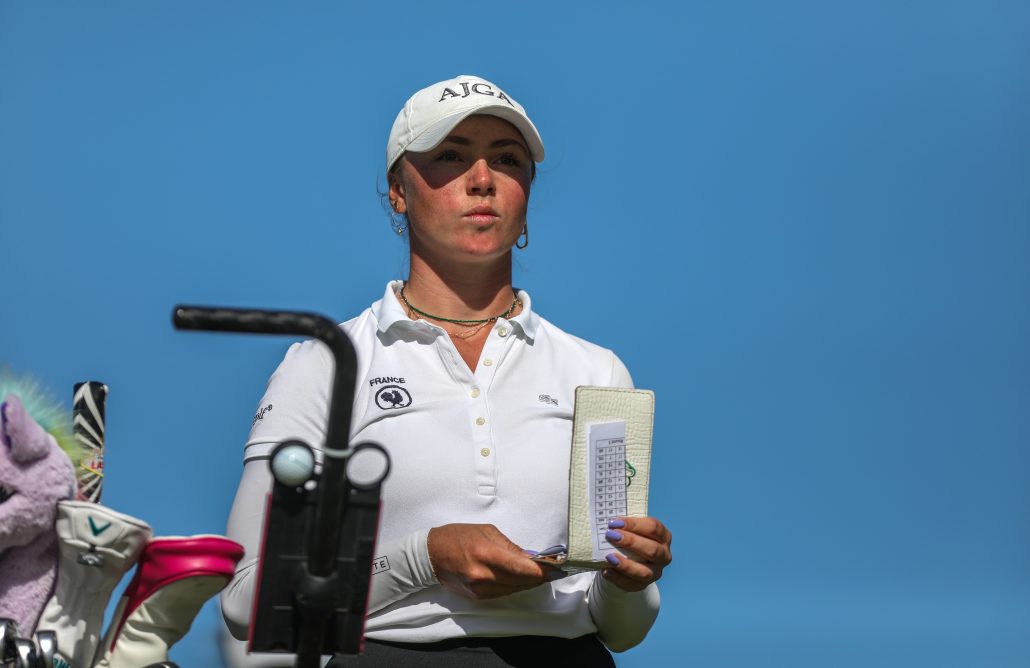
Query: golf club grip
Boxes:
[
  {"xmin": 174, "ymin": 306, "xmax": 334, "ymax": 339},
  {"xmin": 73, "ymin": 381, "xmax": 108, "ymax": 503},
  {"xmin": 172, "ymin": 304, "xmax": 357, "ymax": 576}
]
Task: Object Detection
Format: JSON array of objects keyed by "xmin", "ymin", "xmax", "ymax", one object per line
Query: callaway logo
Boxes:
[
  {"xmin": 438, "ymin": 81, "xmax": 515, "ymax": 107},
  {"xmin": 538, "ymin": 394, "xmax": 558, "ymax": 406},
  {"xmin": 88, "ymin": 516, "xmax": 112, "ymax": 536},
  {"xmin": 77, "ymin": 547, "xmax": 105, "ymax": 568},
  {"xmin": 375, "ymin": 385, "xmax": 412, "ymax": 410}
]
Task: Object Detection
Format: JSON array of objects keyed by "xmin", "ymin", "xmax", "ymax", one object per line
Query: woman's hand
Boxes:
[
  {"xmin": 601, "ymin": 517, "xmax": 672, "ymax": 592},
  {"xmin": 427, "ymin": 523, "xmax": 563, "ymax": 600}
]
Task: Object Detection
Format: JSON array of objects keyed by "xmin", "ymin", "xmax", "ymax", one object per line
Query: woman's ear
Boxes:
[{"xmin": 388, "ymin": 167, "xmax": 407, "ymax": 214}]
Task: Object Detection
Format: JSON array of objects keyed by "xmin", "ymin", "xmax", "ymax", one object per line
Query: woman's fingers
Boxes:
[
  {"xmin": 605, "ymin": 523, "xmax": 672, "ymax": 567},
  {"xmin": 492, "ymin": 550, "xmax": 563, "ymax": 583},
  {"xmin": 605, "ymin": 527, "xmax": 671, "ymax": 565},
  {"xmin": 601, "ymin": 552, "xmax": 660, "ymax": 591},
  {"xmin": 601, "ymin": 516, "xmax": 673, "ymax": 592},
  {"xmin": 428, "ymin": 523, "xmax": 563, "ymax": 599},
  {"xmin": 461, "ymin": 552, "xmax": 563, "ymax": 598},
  {"xmin": 466, "ymin": 563, "xmax": 564, "ymax": 598},
  {"xmin": 611, "ymin": 516, "xmax": 672, "ymax": 547}
]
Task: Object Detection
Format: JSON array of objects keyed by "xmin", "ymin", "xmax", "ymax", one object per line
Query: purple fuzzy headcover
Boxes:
[{"xmin": 0, "ymin": 395, "xmax": 76, "ymax": 635}]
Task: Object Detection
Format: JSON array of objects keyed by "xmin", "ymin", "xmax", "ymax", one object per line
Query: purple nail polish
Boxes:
[
  {"xmin": 524, "ymin": 549, "xmax": 539, "ymax": 556},
  {"xmin": 605, "ymin": 530, "xmax": 622, "ymax": 543},
  {"xmin": 605, "ymin": 553, "xmax": 620, "ymax": 566},
  {"xmin": 608, "ymin": 519, "xmax": 625, "ymax": 529}
]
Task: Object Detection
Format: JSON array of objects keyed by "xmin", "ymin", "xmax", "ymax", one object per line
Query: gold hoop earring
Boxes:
[{"xmin": 515, "ymin": 223, "xmax": 528, "ymax": 249}]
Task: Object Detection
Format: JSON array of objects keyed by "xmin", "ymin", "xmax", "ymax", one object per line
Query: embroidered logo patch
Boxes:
[
  {"xmin": 375, "ymin": 385, "xmax": 412, "ymax": 410},
  {"xmin": 372, "ymin": 555, "xmax": 390, "ymax": 574},
  {"xmin": 538, "ymin": 394, "xmax": 558, "ymax": 406}
]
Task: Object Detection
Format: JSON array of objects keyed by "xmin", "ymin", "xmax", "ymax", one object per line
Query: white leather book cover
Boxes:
[{"xmin": 564, "ymin": 386, "xmax": 655, "ymax": 571}]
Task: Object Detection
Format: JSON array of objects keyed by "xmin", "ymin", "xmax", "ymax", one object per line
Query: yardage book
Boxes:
[{"xmin": 535, "ymin": 386, "xmax": 655, "ymax": 573}]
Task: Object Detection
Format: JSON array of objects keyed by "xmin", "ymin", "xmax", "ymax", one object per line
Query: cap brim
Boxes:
[{"xmin": 406, "ymin": 105, "xmax": 545, "ymax": 164}]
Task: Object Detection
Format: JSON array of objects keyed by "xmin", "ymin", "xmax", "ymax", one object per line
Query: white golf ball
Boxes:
[{"xmin": 272, "ymin": 444, "xmax": 315, "ymax": 487}]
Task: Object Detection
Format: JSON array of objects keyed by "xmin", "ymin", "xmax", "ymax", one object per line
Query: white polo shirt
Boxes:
[{"xmin": 226, "ymin": 281, "xmax": 657, "ymax": 645}]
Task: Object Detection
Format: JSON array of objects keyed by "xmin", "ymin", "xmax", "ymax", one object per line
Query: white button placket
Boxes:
[{"xmin": 469, "ymin": 323, "xmax": 517, "ymax": 497}]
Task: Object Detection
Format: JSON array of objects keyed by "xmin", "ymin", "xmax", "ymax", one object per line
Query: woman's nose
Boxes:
[{"xmin": 466, "ymin": 159, "xmax": 495, "ymax": 195}]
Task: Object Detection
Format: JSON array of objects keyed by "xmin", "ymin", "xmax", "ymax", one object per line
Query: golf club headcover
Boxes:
[
  {"xmin": 37, "ymin": 501, "xmax": 152, "ymax": 668},
  {"xmin": 93, "ymin": 535, "xmax": 244, "ymax": 668},
  {"xmin": 0, "ymin": 395, "xmax": 77, "ymax": 637}
]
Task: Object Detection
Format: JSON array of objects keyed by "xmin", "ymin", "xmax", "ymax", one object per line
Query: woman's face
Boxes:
[{"xmin": 390, "ymin": 115, "xmax": 533, "ymax": 266}]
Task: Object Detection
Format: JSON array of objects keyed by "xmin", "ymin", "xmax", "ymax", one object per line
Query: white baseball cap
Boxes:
[{"xmin": 386, "ymin": 74, "xmax": 545, "ymax": 173}]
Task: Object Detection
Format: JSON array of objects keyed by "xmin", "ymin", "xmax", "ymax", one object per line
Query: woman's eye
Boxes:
[
  {"xmin": 436, "ymin": 150, "xmax": 461, "ymax": 162},
  {"xmin": 496, "ymin": 153, "xmax": 522, "ymax": 167}
]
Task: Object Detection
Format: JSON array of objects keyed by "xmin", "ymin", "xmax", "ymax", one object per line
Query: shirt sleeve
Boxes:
[
  {"xmin": 220, "ymin": 456, "xmax": 272, "ymax": 640},
  {"xmin": 609, "ymin": 351, "xmax": 634, "ymax": 389},
  {"xmin": 587, "ymin": 574, "xmax": 661, "ymax": 652},
  {"xmin": 220, "ymin": 458, "xmax": 440, "ymax": 638},
  {"xmin": 223, "ymin": 340, "xmax": 331, "ymax": 637},
  {"xmin": 243, "ymin": 340, "xmax": 333, "ymax": 464},
  {"xmin": 365, "ymin": 528, "xmax": 439, "ymax": 614},
  {"xmin": 221, "ymin": 340, "xmax": 439, "ymax": 639}
]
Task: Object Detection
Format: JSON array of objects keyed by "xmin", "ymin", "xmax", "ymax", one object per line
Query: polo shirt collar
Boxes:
[
  {"xmin": 372, "ymin": 281, "xmax": 414, "ymax": 334},
  {"xmin": 372, "ymin": 280, "xmax": 539, "ymax": 342},
  {"xmin": 509, "ymin": 288, "xmax": 539, "ymax": 341}
]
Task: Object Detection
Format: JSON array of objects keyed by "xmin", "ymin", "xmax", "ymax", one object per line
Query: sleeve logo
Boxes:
[{"xmin": 252, "ymin": 403, "xmax": 273, "ymax": 425}]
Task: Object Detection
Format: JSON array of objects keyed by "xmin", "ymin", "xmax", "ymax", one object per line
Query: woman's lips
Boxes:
[{"xmin": 464, "ymin": 205, "xmax": 499, "ymax": 223}]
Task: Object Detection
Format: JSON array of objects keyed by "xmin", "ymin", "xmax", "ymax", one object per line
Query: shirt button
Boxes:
[
  {"xmin": 470, "ymin": 387, "xmax": 481, "ymax": 398},
  {"xmin": 480, "ymin": 448, "xmax": 491, "ymax": 457},
  {"xmin": 475, "ymin": 417, "xmax": 486, "ymax": 426},
  {"xmin": 483, "ymin": 358, "xmax": 493, "ymax": 367},
  {"xmin": 498, "ymin": 327, "xmax": 508, "ymax": 337}
]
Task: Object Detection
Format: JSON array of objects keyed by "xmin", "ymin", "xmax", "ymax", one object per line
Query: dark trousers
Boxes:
[{"xmin": 326, "ymin": 635, "xmax": 616, "ymax": 667}]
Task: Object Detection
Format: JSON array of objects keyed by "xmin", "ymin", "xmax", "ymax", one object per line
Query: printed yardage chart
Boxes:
[{"xmin": 587, "ymin": 421, "xmax": 627, "ymax": 560}]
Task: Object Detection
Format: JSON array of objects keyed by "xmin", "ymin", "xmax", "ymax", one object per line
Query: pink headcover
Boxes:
[{"xmin": 107, "ymin": 535, "xmax": 244, "ymax": 646}]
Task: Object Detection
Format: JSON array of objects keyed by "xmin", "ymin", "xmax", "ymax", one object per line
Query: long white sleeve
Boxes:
[
  {"xmin": 220, "ymin": 457, "xmax": 273, "ymax": 640},
  {"xmin": 587, "ymin": 574, "xmax": 661, "ymax": 652},
  {"xmin": 220, "ymin": 457, "xmax": 438, "ymax": 640}
]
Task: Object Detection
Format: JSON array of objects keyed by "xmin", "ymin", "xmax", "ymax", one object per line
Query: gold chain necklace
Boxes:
[{"xmin": 399, "ymin": 285, "xmax": 520, "ymax": 325}]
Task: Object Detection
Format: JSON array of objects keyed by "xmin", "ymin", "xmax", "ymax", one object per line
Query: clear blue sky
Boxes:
[{"xmin": 2, "ymin": 2, "xmax": 1029, "ymax": 666}]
